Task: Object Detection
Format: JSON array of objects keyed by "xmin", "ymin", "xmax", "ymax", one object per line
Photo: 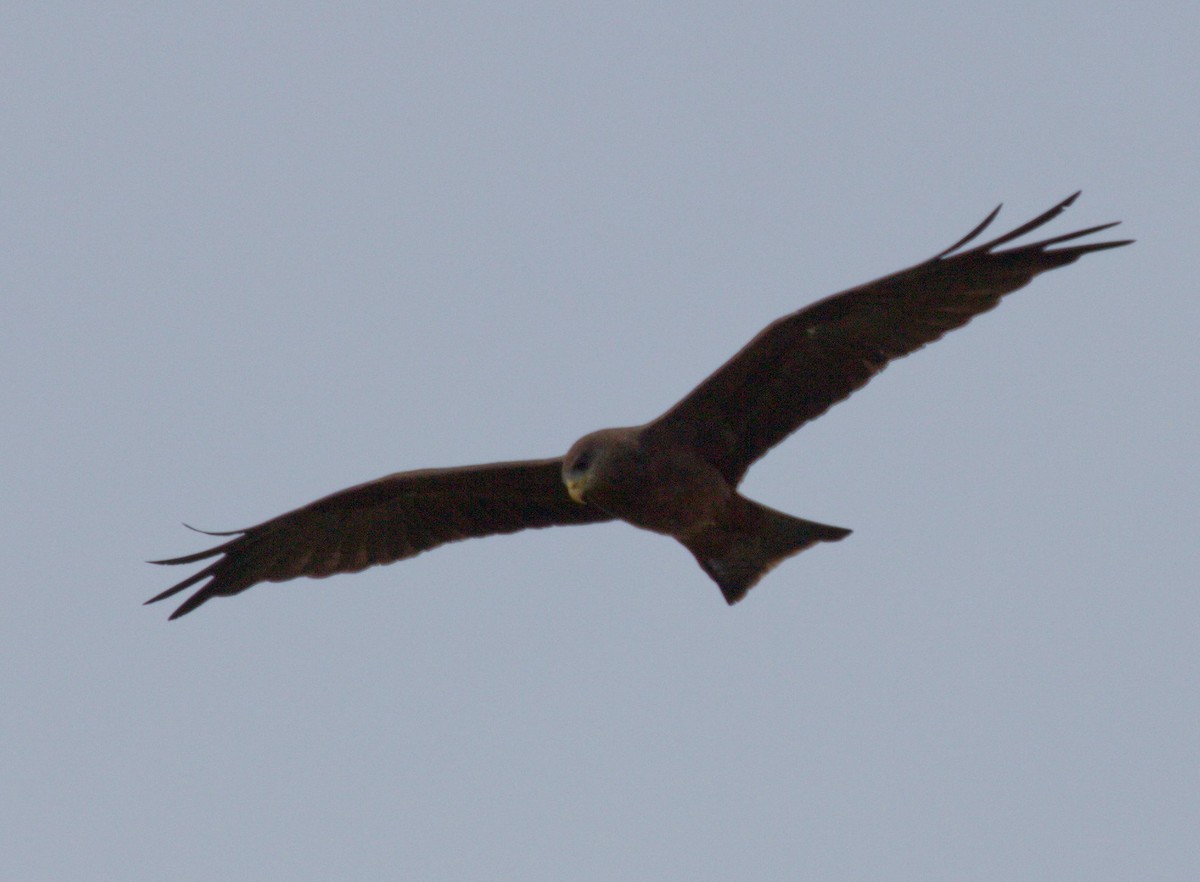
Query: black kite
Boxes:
[{"xmin": 148, "ymin": 193, "xmax": 1130, "ymax": 618}]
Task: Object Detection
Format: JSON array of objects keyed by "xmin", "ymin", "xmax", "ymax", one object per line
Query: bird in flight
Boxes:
[{"xmin": 148, "ymin": 193, "xmax": 1130, "ymax": 619}]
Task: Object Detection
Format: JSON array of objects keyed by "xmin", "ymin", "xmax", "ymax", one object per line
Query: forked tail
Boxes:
[{"xmin": 685, "ymin": 498, "xmax": 851, "ymax": 604}]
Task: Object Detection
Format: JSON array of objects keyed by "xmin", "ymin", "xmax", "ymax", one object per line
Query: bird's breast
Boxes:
[{"xmin": 597, "ymin": 449, "xmax": 733, "ymax": 540}]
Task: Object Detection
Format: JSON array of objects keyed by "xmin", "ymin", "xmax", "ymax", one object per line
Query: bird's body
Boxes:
[
  {"xmin": 561, "ymin": 424, "xmax": 851, "ymax": 602},
  {"xmin": 563, "ymin": 426, "xmax": 733, "ymax": 537},
  {"xmin": 148, "ymin": 193, "xmax": 1130, "ymax": 619}
]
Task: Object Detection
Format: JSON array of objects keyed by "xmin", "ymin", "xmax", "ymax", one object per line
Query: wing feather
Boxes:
[
  {"xmin": 649, "ymin": 193, "xmax": 1131, "ymax": 483},
  {"xmin": 147, "ymin": 458, "xmax": 612, "ymax": 618}
]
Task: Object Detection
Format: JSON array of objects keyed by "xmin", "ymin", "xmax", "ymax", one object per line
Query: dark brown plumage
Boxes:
[{"xmin": 148, "ymin": 193, "xmax": 1130, "ymax": 618}]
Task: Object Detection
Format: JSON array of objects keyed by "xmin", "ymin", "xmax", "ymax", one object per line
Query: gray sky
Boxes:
[{"xmin": 4, "ymin": 3, "xmax": 1197, "ymax": 880}]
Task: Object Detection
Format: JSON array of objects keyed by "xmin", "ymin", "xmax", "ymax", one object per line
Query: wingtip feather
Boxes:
[
  {"xmin": 144, "ymin": 568, "xmax": 210, "ymax": 605},
  {"xmin": 167, "ymin": 597, "xmax": 204, "ymax": 620},
  {"xmin": 939, "ymin": 191, "xmax": 1130, "ymax": 262},
  {"xmin": 183, "ymin": 522, "xmax": 245, "ymax": 537},
  {"xmin": 934, "ymin": 203, "xmax": 1002, "ymax": 259}
]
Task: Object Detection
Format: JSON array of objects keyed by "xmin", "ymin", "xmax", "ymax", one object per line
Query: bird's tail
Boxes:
[{"xmin": 685, "ymin": 498, "xmax": 851, "ymax": 605}]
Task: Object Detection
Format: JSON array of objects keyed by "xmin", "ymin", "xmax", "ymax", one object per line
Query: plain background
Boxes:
[{"xmin": 3, "ymin": 3, "xmax": 1197, "ymax": 880}]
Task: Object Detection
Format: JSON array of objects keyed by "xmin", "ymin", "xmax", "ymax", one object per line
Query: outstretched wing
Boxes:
[
  {"xmin": 147, "ymin": 458, "xmax": 613, "ymax": 619},
  {"xmin": 649, "ymin": 193, "xmax": 1132, "ymax": 484}
]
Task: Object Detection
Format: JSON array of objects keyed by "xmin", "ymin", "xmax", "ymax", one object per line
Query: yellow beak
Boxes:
[{"xmin": 566, "ymin": 478, "xmax": 586, "ymax": 504}]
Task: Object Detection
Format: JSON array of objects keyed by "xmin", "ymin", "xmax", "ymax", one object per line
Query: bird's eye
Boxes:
[{"xmin": 571, "ymin": 451, "xmax": 592, "ymax": 473}]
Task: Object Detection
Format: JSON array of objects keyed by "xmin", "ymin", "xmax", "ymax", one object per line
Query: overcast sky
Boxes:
[{"xmin": 4, "ymin": 3, "xmax": 1197, "ymax": 880}]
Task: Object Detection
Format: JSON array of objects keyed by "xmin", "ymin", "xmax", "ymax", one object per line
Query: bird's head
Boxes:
[{"xmin": 562, "ymin": 427, "xmax": 642, "ymax": 506}]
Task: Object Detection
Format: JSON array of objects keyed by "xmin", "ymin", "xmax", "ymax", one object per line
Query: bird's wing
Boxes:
[
  {"xmin": 647, "ymin": 193, "xmax": 1131, "ymax": 484},
  {"xmin": 147, "ymin": 457, "xmax": 613, "ymax": 619}
]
